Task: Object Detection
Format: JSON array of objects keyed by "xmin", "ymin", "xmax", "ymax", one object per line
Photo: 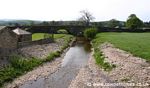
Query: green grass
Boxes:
[
  {"xmin": 57, "ymin": 29, "xmax": 68, "ymax": 34},
  {"xmin": 54, "ymin": 34, "xmax": 67, "ymax": 39},
  {"xmin": 53, "ymin": 34, "xmax": 73, "ymax": 51},
  {"xmin": 42, "ymin": 51, "xmax": 61, "ymax": 62},
  {"xmin": 32, "ymin": 33, "xmax": 72, "ymax": 41},
  {"xmin": 32, "ymin": 33, "xmax": 45, "ymax": 41},
  {"xmin": 92, "ymin": 32, "xmax": 150, "ymax": 61},
  {"xmin": 93, "ymin": 48, "xmax": 116, "ymax": 71},
  {"xmin": 0, "ymin": 56, "xmax": 42, "ymax": 87}
]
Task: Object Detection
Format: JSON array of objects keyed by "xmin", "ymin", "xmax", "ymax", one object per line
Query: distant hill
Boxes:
[
  {"xmin": 0, "ymin": 19, "xmax": 42, "ymax": 26},
  {"xmin": 0, "ymin": 19, "xmax": 126, "ymax": 27}
]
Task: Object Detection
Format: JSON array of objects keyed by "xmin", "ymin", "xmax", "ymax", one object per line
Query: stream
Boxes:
[{"xmin": 20, "ymin": 37, "xmax": 91, "ymax": 88}]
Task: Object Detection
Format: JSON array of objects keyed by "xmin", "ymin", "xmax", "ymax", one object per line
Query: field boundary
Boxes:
[{"xmin": 18, "ymin": 38, "xmax": 53, "ymax": 48}]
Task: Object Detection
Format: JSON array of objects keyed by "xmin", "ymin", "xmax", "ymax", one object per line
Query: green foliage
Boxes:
[
  {"xmin": 84, "ymin": 28, "xmax": 97, "ymax": 40},
  {"xmin": 108, "ymin": 19, "xmax": 120, "ymax": 28},
  {"xmin": 10, "ymin": 55, "xmax": 42, "ymax": 71},
  {"xmin": 54, "ymin": 34, "xmax": 65, "ymax": 39},
  {"xmin": 93, "ymin": 48, "xmax": 116, "ymax": 71},
  {"xmin": 0, "ymin": 56, "xmax": 42, "ymax": 87},
  {"xmin": 94, "ymin": 48, "xmax": 104, "ymax": 65},
  {"xmin": 93, "ymin": 32, "xmax": 150, "ymax": 61},
  {"xmin": 43, "ymin": 51, "xmax": 61, "ymax": 62},
  {"xmin": 0, "ymin": 66, "xmax": 16, "ymax": 86},
  {"xmin": 57, "ymin": 29, "xmax": 68, "ymax": 34},
  {"xmin": 126, "ymin": 14, "xmax": 143, "ymax": 29}
]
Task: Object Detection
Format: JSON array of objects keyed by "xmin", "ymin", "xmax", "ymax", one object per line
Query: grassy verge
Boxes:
[
  {"xmin": 92, "ymin": 32, "xmax": 150, "ymax": 71},
  {"xmin": 0, "ymin": 56, "xmax": 42, "ymax": 87},
  {"xmin": 92, "ymin": 46, "xmax": 116, "ymax": 71},
  {"xmin": 0, "ymin": 34, "xmax": 73, "ymax": 87},
  {"xmin": 93, "ymin": 32, "xmax": 150, "ymax": 61}
]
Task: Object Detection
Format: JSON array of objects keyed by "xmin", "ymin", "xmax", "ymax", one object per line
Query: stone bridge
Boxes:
[{"xmin": 8, "ymin": 26, "xmax": 88, "ymax": 36}]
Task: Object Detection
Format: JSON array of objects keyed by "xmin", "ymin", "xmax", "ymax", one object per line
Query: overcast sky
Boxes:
[{"xmin": 0, "ymin": 0, "xmax": 150, "ymax": 21}]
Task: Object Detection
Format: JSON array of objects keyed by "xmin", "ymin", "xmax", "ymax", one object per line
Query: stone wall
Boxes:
[
  {"xmin": 18, "ymin": 38, "xmax": 53, "ymax": 48},
  {"xmin": 97, "ymin": 27, "xmax": 150, "ymax": 32},
  {"xmin": 0, "ymin": 28, "xmax": 18, "ymax": 58},
  {"xmin": 0, "ymin": 48, "xmax": 17, "ymax": 68},
  {"xmin": 0, "ymin": 27, "xmax": 17, "ymax": 68},
  {"xmin": 18, "ymin": 34, "xmax": 32, "ymax": 42},
  {"xmin": 0, "ymin": 28, "xmax": 18, "ymax": 49}
]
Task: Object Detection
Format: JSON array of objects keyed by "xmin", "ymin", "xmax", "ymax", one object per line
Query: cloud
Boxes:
[{"xmin": 0, "ymin": 0, "xmax": 149, "ymax": 21}]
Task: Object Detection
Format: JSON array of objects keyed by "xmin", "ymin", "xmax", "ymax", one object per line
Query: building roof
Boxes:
[
  {"xmin": 13, "ymin": 28, "xmax": 31, "ymax": 35},
  {"xmin": 0, "ymin": 26, "xmax": 7, "ymax": 31}
]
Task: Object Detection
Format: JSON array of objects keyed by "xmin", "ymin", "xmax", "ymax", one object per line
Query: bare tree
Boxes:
[{"xmin": 78, "ymin": 10, "xmax": 95, "ymax": 26}]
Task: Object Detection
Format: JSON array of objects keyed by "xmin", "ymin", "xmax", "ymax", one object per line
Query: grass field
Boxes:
[
  {"xmin": 32, "ymin": 33, "xmax": 45, "ymax": 41},
  {"xmin": 92, "ymin": 32, "xmax": 150, "ymax": 61},
  {"xmin": 32, "ymin": 33, "xmax": 72, "ymax": 41}
]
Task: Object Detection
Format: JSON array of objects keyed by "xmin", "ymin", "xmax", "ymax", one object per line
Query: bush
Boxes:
[
  {"xmin": 0, "ymin": 55, "xmax": 42, "ymax": 87},
  {"xmin": 57, "ymin": 29, "xmax": 68, "ymax": 34},
  {"xmin": 43, "ymin": 51, "xmax": 61, "ymax": 62},
  {"xmin": 10, "ymin": 55, "xmax": 42, "ymax": 71},
  {"xmin": 84, "ymin": 28, "xmax": 97, "ymax": 40}
]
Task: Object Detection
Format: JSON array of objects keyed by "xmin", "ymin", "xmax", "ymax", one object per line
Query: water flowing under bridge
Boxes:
[{"xmin": 8, "ymin": 25, "xmax": 88, "ymax": 36}]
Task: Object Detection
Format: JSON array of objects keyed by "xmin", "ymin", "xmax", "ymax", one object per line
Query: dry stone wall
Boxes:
[
  {"xmin": 0, "ymin": 27, "xmax": 18, "ymax": 68},
  {"xmin": 18, "ymin": 38, "xmax": 53, "ymax": 48},
  {"xmin": 0, "ymin": 28, "xmax": 18, "ymax": 57}
]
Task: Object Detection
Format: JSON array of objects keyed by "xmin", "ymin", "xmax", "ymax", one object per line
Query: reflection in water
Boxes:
[
  {"xmin": 20, "ymin": 37, "xmax": 91, "ymax": 88},
  {"xmin": 61, "ymin": 42, "xmax": 91, "ymax": 67}
]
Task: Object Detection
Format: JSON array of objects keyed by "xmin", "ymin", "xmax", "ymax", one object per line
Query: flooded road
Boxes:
[{"xmin": 20, "ymin": 37, "xmax": 91, "ymax": 88}]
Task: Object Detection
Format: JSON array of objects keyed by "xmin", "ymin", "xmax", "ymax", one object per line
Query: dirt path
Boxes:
[{"xmin": 69, "ymin": 43, "xmax": 150, "ymax": 88}]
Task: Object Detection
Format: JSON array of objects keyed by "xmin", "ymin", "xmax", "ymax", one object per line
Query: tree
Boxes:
[
  {"xmin": 108, "ymin": 19, "xmax": 120, "ymax": 28},
  {"xmin": 126, "ymin": 14, "xmax": 143, "ymax": 29},
  {"xmin": 144, "ymin": 21, "xmax": 150, "ymax": 27},
  {"xmin": 42, "ymin": 21, "xmax": 50, "ymax": 26},
  {"xmin": 78, "ymin": 10, "xmax": 95, "ymax": 26}
]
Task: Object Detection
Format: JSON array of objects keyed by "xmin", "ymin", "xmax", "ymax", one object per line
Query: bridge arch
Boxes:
[
  {"xmin": 8, "ymin": 25, "xmax": 87, "ymax": 36},
  {"xmin": 56, "ymin": 29, "xmax": 69, "ymax": 34}
]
